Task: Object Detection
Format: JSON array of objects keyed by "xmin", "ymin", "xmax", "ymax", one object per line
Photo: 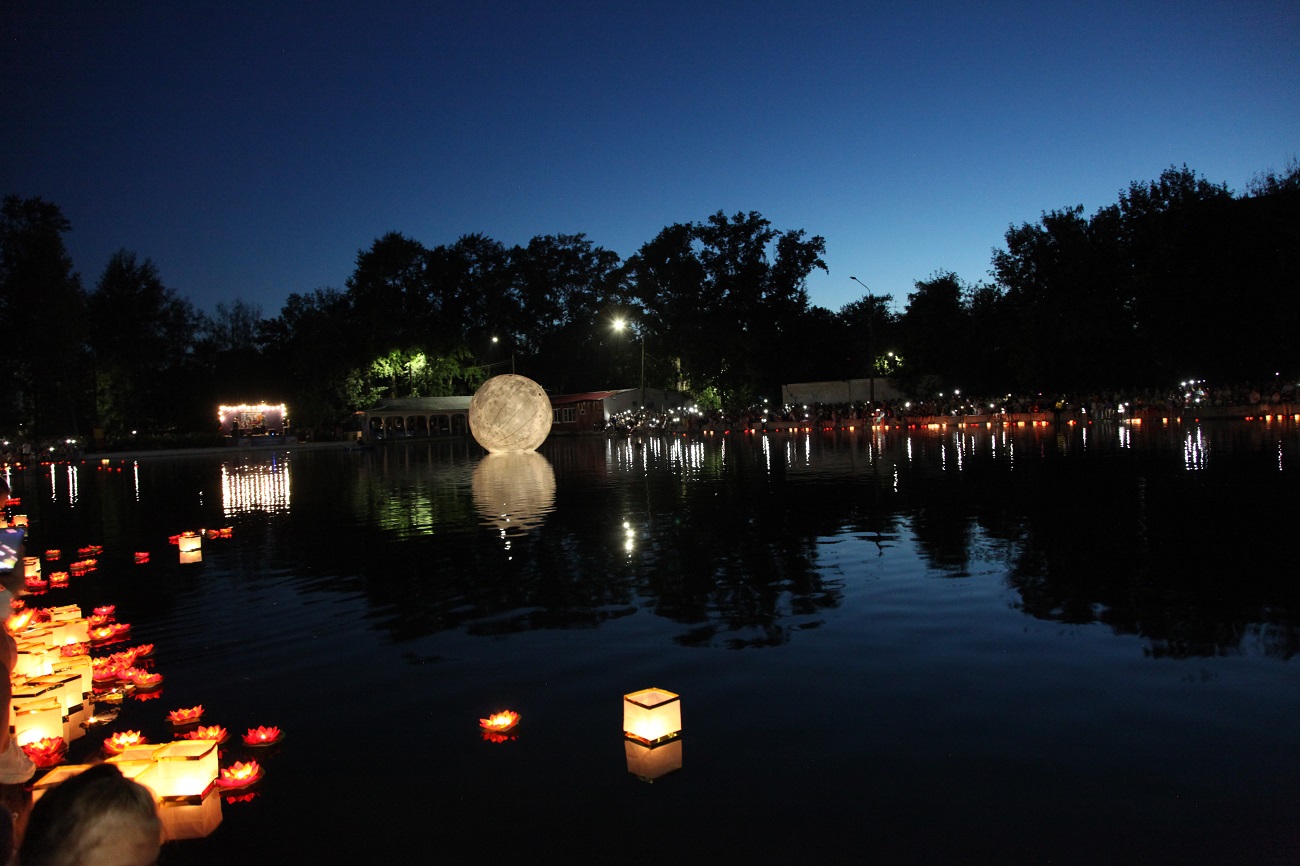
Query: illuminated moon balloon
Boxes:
[{"xmin": 469, "ymin": 374, "xmax": 553, "ymax": 453}]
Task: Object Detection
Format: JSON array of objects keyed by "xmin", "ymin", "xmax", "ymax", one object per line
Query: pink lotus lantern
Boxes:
[
  {"xmin": 479, "ymin": 710, "xmax": 521, "ymax": 734},
  {"xmin": 59, "ymin": 642, "xmax": 88, "ymax": 657},
  {"xmin": 93, "ymin": 605, "xmax": 116, "ymax": 617},
  {"xmin": 110, "ymin": 622, "xmax": 131, "ymax": 637},
  {"xmin": 89, "ymin": 625, "xmax": 116, "ymax": 642},
  {"xmin": 242, "ymin": 726, "xmax": 283, "ymax": 746},
  {"xmin": 168, "ymin": 706, "xmax": 204, "ymax": 725},
  {"xmin": 88, "ymin": 614, "xmax": 110, "ymax": 627},
  {"xmin": 21, "ymin": 737, "xmax": 67, "ymax": 769},
  {"xmin": 104, "ymin": 730, "xmax": 146, "ymax": 755},
  {"xmin": 216, "ymin": 760, "xmax": 263, "ymax": 790},
  {"xmin": 184, "ymin": 725, "xmax": 227, "ymax": 744}
]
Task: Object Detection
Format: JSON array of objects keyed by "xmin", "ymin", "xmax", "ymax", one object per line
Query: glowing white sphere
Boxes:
[{"xmin": 468, "ymin": 374, "xmax": 552, "ymax": 453}]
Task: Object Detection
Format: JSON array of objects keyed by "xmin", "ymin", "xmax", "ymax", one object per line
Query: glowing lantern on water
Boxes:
[
  {"xmin": 138, "ymin": 740, "xmax": 219, "ymax": 801},
  {"xmin": 14, "ymin": 698, "xmax": 64, "ymax": 747},
  {"xmin": 11, "ymin": 515, "xmax": 27, "ymax": 528},
  {"xmin": 179, "ymin": 550, "xmax": 202, "ymax": 565},
  {"xmin": 622, "ymin": 688, "xmax": 682, "ymax": 746},
  {"xmin": 216, "ymin": 760, "xmax": 263, "ymax": 790},
  {"xmin": 132, "ymin": 643, "xmax": 155, "ymax": 657},
  {"xmin": 130, "ymin": 670, "xmax": 163, "ymax": 689},
  {"xmin": 184, "ymin": 726, "xmax": 227, "ymax": 744},
  {"xmin": 158, "ymin": 787, "xmax": 223, "ymax": 841},
  {"xmin": 104, "ymin": 730, "xmax": 147, "ymax": 755},
  {"xmin": 134, "ymin": 552, "xmax": 150, "ymax": 564},
  {"xmin": 49, "ymin": 572, "xmax": 68, "ymax": 587},
  {"xmin": 89, "ymin": 625, "xmax": 116, "ymax": 642},
  {"xmin": 478, "ymin": 710, "xmax": 520, "ymax": 733},
  {"xmin": 24, "ymin": 557, "xmax": 41, "ymax": 579},
  {"xmin": 168, "ymin": 706, "xmax": 204, "ymax": 725},
  {"xmin": 242, "ymin": 725, "xmax": 283, "ymax": 746},
  {"xmin": 177, "ymin": 532, "xmax": 202, "ymax": 554},
  {"xmin": 21, "ymin": 737, "xmax": 67, "ymax": 769},
  {"xmin": 93, "ymin": 605, "xmax": 116, "ymax": 617},
  {"xmin": 44, "ymin": 550, "xmax": 60, "ymax": 561}
]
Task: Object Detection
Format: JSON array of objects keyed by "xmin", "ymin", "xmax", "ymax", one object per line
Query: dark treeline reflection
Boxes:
[{"xmin": 217, "ymin": 423, "xmax": 1300, "ymax": 661}]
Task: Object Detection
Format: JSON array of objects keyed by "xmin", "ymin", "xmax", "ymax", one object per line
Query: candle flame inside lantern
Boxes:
[{"xmin": 479, "ymin": 710, "xmax": 520, "ymax": 732}]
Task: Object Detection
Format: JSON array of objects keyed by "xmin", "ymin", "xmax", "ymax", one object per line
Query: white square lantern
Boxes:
[
  {"xmin": 158, "ymin": 787, "xmax": 223, "ymax": 840},
  {"xmin": 137, "ymin": 740, "xmax": 219, "ymax": 801},
  {"xmin": 177, "ymin": 531, "xmax": 202, "ymax": 554},
  {"xmin": 13, "ymin": 697, "xmax": 64, "ymax": 747},
  {"xmin": 622, "ymin": 688, "xmax": 682, "ymax": 746}
]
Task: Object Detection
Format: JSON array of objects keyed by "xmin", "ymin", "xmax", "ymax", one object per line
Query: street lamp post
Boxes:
[{"xmin": 849, "ymin": 276, "xmax": 875, "ymax": 409}]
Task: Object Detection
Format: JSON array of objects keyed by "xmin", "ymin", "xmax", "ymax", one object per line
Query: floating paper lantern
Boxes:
[
  {"xmin": 242, "ymin": 725, "xmax": 282, "ymax": 746},
  {"xmin": 139, "ymin": 740, "xmax": 219, "ymax": 801},
  {"xmin": 44, "ymin": 550, "xmax": 61, "ymax": 561},
  {"xmin": 93, "ymin": 605, "xmax": 116, "ymax": 617},
  {"xmin": 177, "ymin": 532, "xmax": 202, "ymax": 554},
  {"xmin": 183, "ymin": 726, "xmax": 227, "ymax": 744},
  {"xmin": 478, "ymin": 710, "xmax": 520, "ymax": 733},
  {"xmin": 132, "ymin": 643, "xmax": 154, "ymax": 657},
  {"xmin": 130, "ymin": 670, "xmax": 163, "ymax": 689},
  {"xmin": 179, "ymin": 550, "xmax": 202, "ymax": 565},
  {"xmin": 216, "ymin": 760, "xmax": 263, "ymax": 790},
  {"xmin": 49, "ymin": 572, "xmax": 68, "ymax": 587},
  {"xmin": 24, "ymin": 557, "xmax": 41, "ymax": 579},
  {"xmin": 104, "ymin": 730, "xmax": 146, "ymax": 755},
  {"xmin": 134, "ymin": 552, "xmax": 150, "ymax": 564},
  {"xmin": 169, "ymin": 706, "xmax": 204, "ymax": 725},
  {"xmin": 11, "ymin": 515, "xmax": 27, "ymax": 528},
  {"xmin": 22, "ymin": 737, "xmax": 67, "ymax": 769},
  {"xmin": 89, "ymin": 625, "xmax": 116, "ymax": 642},
  {"xmin": 158, "ymin": 787, "xmax": 223, "ymax": 841},
  {"xmin": 622, "ymin": 688, "xmax": 682, "ymax": 746},
  {"xmin": 14, "ymin": 698, "xmax": 64, "ymax": 747}
]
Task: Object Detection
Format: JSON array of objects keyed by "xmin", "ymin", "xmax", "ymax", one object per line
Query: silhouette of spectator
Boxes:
[{"xmin": 18, "ymin": 763, "xmax": 161, "ymax": 866}]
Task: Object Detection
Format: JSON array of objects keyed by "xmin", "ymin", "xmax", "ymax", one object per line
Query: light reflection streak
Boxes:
[
  {"xmin": 132, "ymin": 461, "xmax": 141, "ymax": 502},
  {"xmin": 1117, "ymin": 425, "xmax": 1131, "ymax": 449},
  {"xmin": 64, "ymin": 464, "xmax": 79, "ymax": 507},
  {"xmin": 221, "ymin": 458, "xmax": 292, "ymax": 516},
  {"xmin": 1183, "ymin": 428, "xmax": 1208, "ymax": 471},
  {"xmin": 1279, "ymin": 441, "xmax": 1285, "ymax": 472}
]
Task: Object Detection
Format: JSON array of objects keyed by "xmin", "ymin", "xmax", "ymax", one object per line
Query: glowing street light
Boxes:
[{"xmin": 613, "ymin": 319, "xmax": 646, "ymax": 412}]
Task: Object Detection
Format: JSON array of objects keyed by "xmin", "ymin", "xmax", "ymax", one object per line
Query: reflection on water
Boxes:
[
  {"xmin": 471, "ymin": 451, "xmax": 556, "ymax": 537},
  {"xmin": 5, "ymin": 421, "xmax": 1299, "ymax": 864},
  {"xmin": 220, "ymin": 456, "xmax": 291, "ymax": 515}
]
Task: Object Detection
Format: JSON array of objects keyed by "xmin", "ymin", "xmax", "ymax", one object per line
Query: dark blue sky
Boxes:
[{"xmin": 4, "ymin": 1, "xmax": 1297, "ymax": 317}]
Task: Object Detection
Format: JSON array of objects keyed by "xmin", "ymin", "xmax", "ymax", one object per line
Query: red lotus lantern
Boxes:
[
  {"xmin": 104, "ymin": 730, "xmax": 146, "ymax": 755},
  {"xmin": 478, "ymin": 710, "xmax": 520, "ymax": 733},
  {"xmin": 134, "ymin": 552, "xmax": 149, "ymax": 564},
  {"xmin": 168, "ymin": 706, "xmax": 204, "ymax": 725},
  {"xmin": 49, "ymin": 572, "xmax": 69, "ymax": 586},
  {"xmin": 59, "ymin": 642, "xmax": 88, "ymax": 657},
  {"xmin": 110, "ymin": 622, "xmax": 131, "ymax": 637},
  {"xmin": 130, "ymin": 670, "xmax": 163, "ymax": 689},
  {"xmin": 25, "ymin": 574, "xmax": 48, "ymax": 589},
  {"xmin": 132, "ymin": 643, "xmax": 154, "ymax": 657},
  {"xmin": 217, "ymin": 527, "xmax": 233, "ymax": 538},
  {"xmin": 242, "ymin": 725, "xmax": 283, "ymax": 746},
  {"xmin": 44, "ymin": 550, "xmax": 61, "ymax": 561},
  {"xmin": 216, "ymin": 760, "xmax": 263, "ymax": 790},
  {"xmin": 21, "ymin": 737, "xmax": 67, "ymax": 769},
  {"xmin": 94, "ymin": 605, "xmax": 116, "ymax": 617},
  {"xmin": 89, "ymin": 626, "xmax": 116, "ymax": 642},
  {"xmin": 88, "ymin": 614, "xmax": 110, "ymax": 627},
  {"xmin": 184, "ymin": 725, "xmax": 227, "ymax": 744}
]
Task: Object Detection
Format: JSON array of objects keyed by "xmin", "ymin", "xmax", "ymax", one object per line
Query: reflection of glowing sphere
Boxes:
[
  {"xmin": 472, "ymin": 451, "xmax": 557, "ymax": 535},
  {"xmin": 469, "ymin": 374, "xmax": 553, "ymax": 453}
]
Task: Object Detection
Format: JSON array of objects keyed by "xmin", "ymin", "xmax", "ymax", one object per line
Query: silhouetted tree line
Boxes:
[{"xmin": 1, "ymin": 162, "xmax": 1296, "ymax": 444}]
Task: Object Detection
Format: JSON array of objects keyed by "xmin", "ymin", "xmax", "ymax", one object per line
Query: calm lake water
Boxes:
[{"xmin": 6, "ymin": 421, "xmax": 1300, "ymax": 864}]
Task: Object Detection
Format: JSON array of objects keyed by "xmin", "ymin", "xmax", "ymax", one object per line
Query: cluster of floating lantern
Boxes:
[{"xmin": 2, "ymin": 512, "xmax": 274, "ymax": 843}]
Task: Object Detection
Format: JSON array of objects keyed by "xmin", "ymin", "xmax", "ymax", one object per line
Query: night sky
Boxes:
[{"xmin": 4, "ymin": 1, "xmax": 1297, "ymax": 316}]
